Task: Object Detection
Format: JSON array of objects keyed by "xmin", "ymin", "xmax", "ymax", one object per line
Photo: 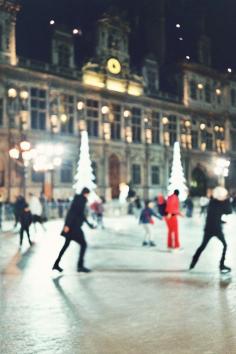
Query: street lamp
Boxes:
[
  {"xmin": 33, "ymin": 143, "xmax": 64, "ymax": 199},
  {"xmin": 214, "ymin": 158, "xmax": 230, "ymax": 187},
  {"xmin": 9, "ymin": 139, "xmax": 35, "ymax": 197}
]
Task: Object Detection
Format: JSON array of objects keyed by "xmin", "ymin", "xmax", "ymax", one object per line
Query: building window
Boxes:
[
  {"xmin": 86, "ymin": 99, "xmax": 99, "ymax": 137},
  {"xmin": 31, "ymin": 169, "xmax": 44, "ymax": 183},
  {"xmin": 132, "ymin": 164, "xmax": 141, "ymax": 185},
  {"xmin": 30, "ymin": 88, "xmax": 47, "ymax": 130},
  {"xmin": 190, "ymin": 80, "xmax": 197, "ymax": 99},
  {"xmin": 231, "ymin": 89, "xmax": 236, "ymax": 107},
  {"xmin": 60, "ymin": 95, "xmax": 74, "ymax": 134},
  {"xmin": 60, "ymin": 161, "xmax": 73, "ymax": 183},
  {"xmin": 58, "ymin": 44, "xmax": 70, "ymax": 67},
  {"xmin": 131, "ymin": 107, "xmax": 141, "ymax": 143},
  {"xmin": 205, "ymin": 84, "xmax": 211, "ymax": 103},
  {"xmin": 191, "ymin": 131, "xmax": 199, "ymax": 149},
  {"xmin": 151, "ymin": 166, "xmax": 160, "ymax": 185},
  {"xmin": 111, "ymin": 104, "xmax": 121, "ymax": 140},
  {"xmin": 152, "ymin": 111, "xmax": 160, "ymax": 144},
  {"xmin": 0, "ymin": 98, "xmax": 3, "ymax": 126},
  {"xmin": 169, "ymin": 115, "xmax": 177, "ymax": 146},
  {"xmin": 206, "ymin": 132, "xmax": 213, "ymax": 151}
]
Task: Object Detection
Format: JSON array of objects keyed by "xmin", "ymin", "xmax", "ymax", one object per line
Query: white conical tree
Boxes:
[
  {"xmin": 73, "ymin": 131, "xmax": 97, "ymax": 200},
  {"xmin": 168, "ymin": 141, "xmax": 188, "ymax": 201}
]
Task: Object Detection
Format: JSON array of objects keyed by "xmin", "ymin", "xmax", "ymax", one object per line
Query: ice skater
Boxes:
[
  {"xmin": 52, "ymin": 187, "xmax": 95, "ymax": 273},
  {"xmin": 29, "ymin": 192, "xmax": 46, "ymax": 232},
  {"xmin": 165, "ymin": 189, "xmax": 183, "ymax": 250},
  {"xmin": 19, "ymin": 201, "xmax": 33, "ymax": 248},
  {"xmin": 189, "ymin": 186, "xmax": 232, "ymax": 273},
  {"xmin": 139, "ymin": 200, "xmax": 162, "ymax": 246}
]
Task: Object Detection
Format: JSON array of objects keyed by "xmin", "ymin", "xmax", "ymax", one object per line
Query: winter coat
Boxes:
[
  {"xmin": 139, "ymin": 207, "xmax": 161, "ymax": 224},
  {"xmin": 20, "ymin": 204, "xmax": 32, "ymax": 229},
  {"xmin": 165, "ymin": 194, "xmax": 180, "ymax": 215},
  {"xmin": 61, "ymin": 194, "xmax": 92, "ymax": 239},
  {"xmin": 205, "ymin": 198, "xmax": 232, "ymax": 235}
]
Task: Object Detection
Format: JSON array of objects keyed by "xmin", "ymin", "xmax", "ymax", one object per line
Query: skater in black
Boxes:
[
  {"xmin": 52, "ymin": 187, "xmax": 94, "ymax": 273},
  {"xmin": 189, "ymin": 186, "xmax": 232, "ymax": 273},
  {"xmin": 19, "ymin": 202, "xmax": 33, "ymax": 248}
]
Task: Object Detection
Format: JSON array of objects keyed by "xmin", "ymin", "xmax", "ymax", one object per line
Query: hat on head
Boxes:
[{"xmin": 212, "ymin": 186, "xmax": 228, "ymax": 201}]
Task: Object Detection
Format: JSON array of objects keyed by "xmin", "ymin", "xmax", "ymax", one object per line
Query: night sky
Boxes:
[{"xmin": 16, "ymin": 0, "xmax": 236, "ymax": 72}]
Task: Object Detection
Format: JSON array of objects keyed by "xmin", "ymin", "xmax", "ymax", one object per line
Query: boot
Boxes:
[{"xmin": 220, "ymin": 265, "xmax": 231, "ymax": 273}]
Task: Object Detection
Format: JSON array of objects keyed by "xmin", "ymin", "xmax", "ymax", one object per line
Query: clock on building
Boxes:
[{"xmin": 107, "ymin": 58, "xmax": 121, "ymax": 74}]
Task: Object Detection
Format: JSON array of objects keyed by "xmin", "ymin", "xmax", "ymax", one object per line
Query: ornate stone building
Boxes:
[{"xmin": 0, "ymin": 0, "xmax": 235, "ymax": 201}]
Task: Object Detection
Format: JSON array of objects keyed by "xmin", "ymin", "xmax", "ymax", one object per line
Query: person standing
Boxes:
[
  {"xmin": 139, "ymin": 200, "xmax": 162, "ymax": 247},
  {"xmin": 52, "ymin": 187, "xmax": 95, "ymax": 273},
  {"xmin": 184, "ymin": 195, "xmax": 194, "ymax": 217},
  {"xmin": 165, "ymin": 189, "xmax": 182, "ymax": 250},
  {"xmin": 189, "ymin": 186, "xmax": 232, "ymax": 273},
  {"xmin": 19, "ymin": 201, "xmax": 33, "ymax": 248}
]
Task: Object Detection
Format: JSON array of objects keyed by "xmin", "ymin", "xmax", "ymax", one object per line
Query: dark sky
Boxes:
[{"xmin": 16, "ymin": 0, "xmax": 236, "ymax": 72}]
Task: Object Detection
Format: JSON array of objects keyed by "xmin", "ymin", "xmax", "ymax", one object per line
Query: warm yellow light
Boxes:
[
  {"xmin": 78, "ymin": 120, "xmax": 86, "ymax": 131},
  {"xmin": 77, "ymin": 101, "xmax": 84, "ymax": 110},
  {"xmin": 125, "ymin": 126, "xmax": 132, "ymax": 143},
  {"xmin": 214, "ymin": 125, "xmax": 219, "ymax": 132},
  {"xmin": 103, "ymin": 122, "xmax": 111, "ymax": 140},
  {"xmin": 145, "ymin": 129, "xmax": 152, "ymax": 144},
  {"xmin": 127, "ymin": 83, "xmax": 143, "ymax": 96},
  {"xmin": 201, "ymin": 142, "xmax": 206, "ymax": 151},
  {"xmin": 185, "ymin": 120, "xmax": 191, "ymax": 127},
  {"xmin": 123, "ymin": 110, "xmax": 131, "ymax": 118},
  {"xmin": 8, "ymin": 88, "xmax": 17, "ymax": 98},
  {"xmin": 19, "ymin": 90, "xmax": 29, "ymax": 100},
  {"xmin": 60, "ymin": 114, "xmax": 68, "ymax": 123},
  {"xmin": 50, "ymin": 115, "xmax": 58, "ymax": 126},
  {"xmin": 83, "ymin": 72, "xmax": 105, "ymax": 88},
  {"xmin": 197, "ymin": 83, "xmax": 204, "ymax": 90},
  {"xmin": 216, "ymin": 89, "xmax": 221, "ymax": 95},
  {"xmin": 106, "ymin": 78, "xmax": 126, "ymax": 93},
  {"xmin": 200, "ymin": 123, "xmax": 206, "ymax": 130},
  {"xmin": 9, "ymin": 148, "xmax": 19, "ymax": 159},
  {"xmin": 101, "ymin": 106, "xmax": 109, "ymax": 115},
  {"xmin": 219, "ymin": 127, "xmax": 224, "ymax": 133},
  {"xmin": 107, "ymin": 58, "xmax": 121, "ymax": 75},
  {"xmin": 162, "ymin": 117, "xmax": 169, "ymax": 125},
  {"xmin": 20, "ymin": 140, "xmax": 31, "ymax": 151}
]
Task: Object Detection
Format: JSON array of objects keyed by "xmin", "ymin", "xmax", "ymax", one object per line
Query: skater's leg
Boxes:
[
  {"xmin": 76, "ymin": 229, "xmax": 87, "ymax": 269},
  {"xmin": 190, "ymin": 232, "xmax": 211, "ymax": 269},
  {"xmin": 53, "ymin": 238, "xmax": 71, "ymax": 271},
  {"xmin": 218, "ymin": 232, "xmax": 230, "ymax": 271},
  {"xmin": 19, "ymin": 227, "xmax": 24, "ymax": 247},
  {"xmin": 26, "ymin": 227, "xmax": 32, "ymax": 245}
]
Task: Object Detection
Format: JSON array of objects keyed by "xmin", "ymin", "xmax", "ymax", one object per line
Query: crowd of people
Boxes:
[{"xmin": 0, "ymin": 185, "xmax": 234, "ymax": 275}]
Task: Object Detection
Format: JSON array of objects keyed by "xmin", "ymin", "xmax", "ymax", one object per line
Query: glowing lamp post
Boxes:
[
  {"xmin": 33, "ymin": 143, "xmax": 64, "ymax": 199},
  {"xmin": 9, "ymin": 139, "xmax": 34, "ymax": 197}
]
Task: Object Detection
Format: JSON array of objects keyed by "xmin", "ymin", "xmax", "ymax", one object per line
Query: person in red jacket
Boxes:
[{"xmin": 165, "ymin": 189, "xmax": 182, "ymax": 249}]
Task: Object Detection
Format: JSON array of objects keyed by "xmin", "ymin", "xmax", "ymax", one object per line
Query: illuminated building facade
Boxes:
[{"xmin": 0, "ymin": 1, "xmax": 236, "ymax": 201}]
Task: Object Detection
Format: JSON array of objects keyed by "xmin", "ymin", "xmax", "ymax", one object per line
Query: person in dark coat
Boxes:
[
  {"xmin": 189, "ymin": 186, "xmax": 232, "ymax": 273},
  {"xmin": 19, "ymin": 201, "xmax": 33, "ymax": 248},
  {"xmin": 52, "ymin": 187, "xmax": 94, "ymax": 273}
]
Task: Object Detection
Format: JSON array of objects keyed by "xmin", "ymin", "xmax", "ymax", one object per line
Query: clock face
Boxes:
[{"xmin": 107, "ymin": 58, "xmax": 121, "ymax": 74}]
